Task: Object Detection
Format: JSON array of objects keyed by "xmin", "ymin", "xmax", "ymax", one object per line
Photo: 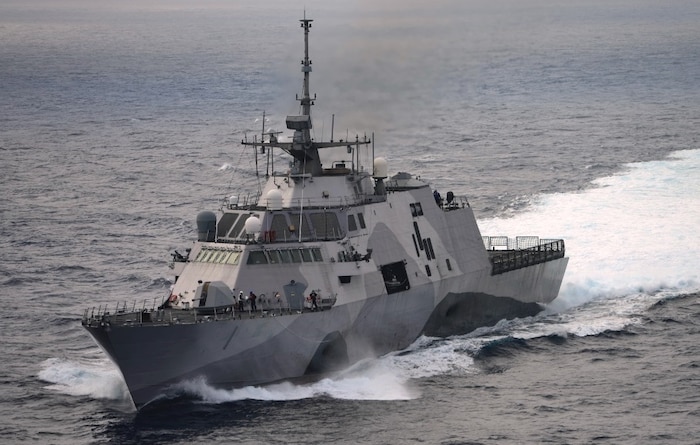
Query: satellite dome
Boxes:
[
  {"xmin": 373, "ymin": 157, "xmax": 388, "ymax": 179},
  {"xmin": 244, "ymin": 216, "xmax": 262, "ymax": 235},
  {"xmin": 266, "ymin": 189, "xmax": 283, "ymax": 210}
]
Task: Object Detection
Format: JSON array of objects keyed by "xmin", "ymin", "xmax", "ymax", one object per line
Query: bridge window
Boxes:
[
  {"xmin": 278, "ymin": 250, "xmax": 292, "ymax": 263},
  {"xmin": 270, "ymin": 214, "xmax": 290, "ymax": 240},
  {"xmin": 194, "ymin": 248, "xmax": 242, "ymax": 265},
  {"xmin": 247, "ymin": 251, "xmax": 268, "ymax": 265},
  {"xmin": 241, "ymin": 248, "xmax": 325, "ymax": 266},
  {"xmin": 217, "ymin": 213, "xmax": 239, "ymax": 238},
  {"xmin": 300, "ymin": 248, "xmax": 313, "ymax": 262},
  {"xmin": 310, "ymin": 211, "xmax": 342, "ymax": 239},
  {"xmin": 226, "ymin": 251, "xmax": 241, "ymax": 265},
  {"xmin": 202, "ymin": 250, "xmax": 216, "ymax": 262},
  {"xmin": 230, "ymin": 214, "xmax": 251, "ymax": 238},
  {"xmin": 289, "ymin": 249, "xmax": 302, "ymax": 263},
  {"xmin": 290, "ymin": 213, "xmax": 313, "ymax": 239},
  {"xmin": 267, "ymin": 250, "xmax": 281, "ymax": 264}
]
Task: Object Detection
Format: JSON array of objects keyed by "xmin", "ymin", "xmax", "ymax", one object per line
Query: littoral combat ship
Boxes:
[{"xmin": 83, "ymin": 17, "xmax": 568, "ymax": 409}]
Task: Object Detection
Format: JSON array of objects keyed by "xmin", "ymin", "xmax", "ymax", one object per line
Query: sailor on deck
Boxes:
[
  {"xmin": 249, "ymin": 291, "xmax": 257, "ymax": 312},
  {"xmin": 309, "ymin": 290, "xmax": 318, "ymax": 311}
]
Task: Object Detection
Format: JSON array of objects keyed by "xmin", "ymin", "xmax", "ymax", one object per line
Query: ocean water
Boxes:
[{"xmin": 1, "ymin": 0, "xmax": 699, "ymax": 443}]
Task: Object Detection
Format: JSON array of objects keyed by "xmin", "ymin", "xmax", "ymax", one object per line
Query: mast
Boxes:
[
  {"xmin": 242, "ymin": 15, "xmax": 371, "ymax": 177},
  {"xmin": 300, "ymin": 16, "xmax": 313, "ymax": 118}
]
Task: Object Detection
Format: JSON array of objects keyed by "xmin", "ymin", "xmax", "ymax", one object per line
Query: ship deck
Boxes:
[
  {"xmin": 82, "ymin": 299, "xmax": 334, "ymax": 329},
  {"xmin": 487, "ymin": 239, "xmax": 566, "ymax": 275}
]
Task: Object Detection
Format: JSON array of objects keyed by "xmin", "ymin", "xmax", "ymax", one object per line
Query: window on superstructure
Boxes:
[
  {"xmin": 410, "ymin": 203, "xmax": 424, "ymax": 217},
  {"xmin": 217, "ymin": 213, "xmax": 239, "ymax": 238},
  {"xmin": 348, "ymin": 214, "xmax": 358, "ymax": 231},
  {"xmin": 278, "ymin": 250, "xmax": 292, "ymax": 263},
  {"xmin": 230, "ymin": 214, "xmax": 250, "ymax": 238},
  {"xmin": 357, "ymin": 213, "xmax": 366, "ymax": 229},
  {"xmin": 226, "ymin": 251, "xmax": 241, "ymax": 265},
  {"xmin": 195, "ymin": 249, "xmax": 208, "ymax": 262},
  {"xmin": 311, "ymin": 248, "xmax": 323, "ymax": 262},
  {"xmin": 247, "ymin": 251, "xmax": 268, "ymax": 265},
  {"xmin": 300, "ymin": 249, "xmax": 313, "ymax": 262},
  {"xmin": 426, "ymin": 238, "xmax": 436, "ymax": 260},
  {"xmin": 270, "ymin": 214, "xmax": 289, "ymax": 240},
  {"xmin": 289, "ymin": 249, "xmax": 302, "ymax": 263},
  {"xmin": 202, "ymin": 250, "xmax": 216, "ymax": 263},
  {"xmin": 446, "ymin": 258, "xmax": 452, "ymax": 271},
  {"xmin": 290, "ymin": 213, "xmax": 313, "ymax": 240},
  {"xmin": 268, "ymin": 250, "xmax": 281, "ymax": 264},
  {"xmin": 309, "ymin": 211, "xmax": 342, "ymax": 240}
]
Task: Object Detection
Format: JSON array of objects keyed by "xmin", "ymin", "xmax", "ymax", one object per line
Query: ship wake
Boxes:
[{"xmin": 172, "ymin": 359, "xmax": 420, "ymax": 404}]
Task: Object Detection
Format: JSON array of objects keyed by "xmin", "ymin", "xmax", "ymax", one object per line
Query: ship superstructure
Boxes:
[{"xmin": 83, "ymin": 17, "xmax": 568, "ymax": 409}]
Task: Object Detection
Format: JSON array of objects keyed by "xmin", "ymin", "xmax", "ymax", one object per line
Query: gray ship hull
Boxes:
[
  {"xmin": 84, "ymin": 256, "xmax": 567, "ymax": 408},
  {"xmin": 82, "ymin": 16, "xmax": 570, "ymax": 409}
]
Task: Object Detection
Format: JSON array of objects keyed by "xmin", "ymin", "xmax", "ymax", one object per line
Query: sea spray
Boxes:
[
  {"xmin": 38, "ymin": 358, "xmax": 129, "ymax": 401},
  {"xmin": 480, "ymin": 149, "xmax": 700, "ymax": 310}
]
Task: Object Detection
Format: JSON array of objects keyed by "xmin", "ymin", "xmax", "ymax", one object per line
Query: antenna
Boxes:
[
  {"xmin": 299, "ymin": 15, "xmax": 314, "ymax": 118},
  {"xmin": 261, "ymin": 111, "xmax": 268, "ymax": 178},
  {"xmin": 372, "ymin": 132, "xmax": 375, "ymax": 173},
  {"xmin": 261, "ymin": 111, "xmax": 266, "ymax": 152},
  {"xmin": 253, "ymin": 134, "xmax": 259, "ymax": 180}
]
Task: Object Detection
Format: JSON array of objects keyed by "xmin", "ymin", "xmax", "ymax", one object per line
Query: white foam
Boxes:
[
  {"xmin": 480, "ymin": 149, "xmax": 700, "ymax": 310},
  {"xmin": 381, "ymin": 336, "xmax": 478, "ymax": 379},
  {"xmin": 508, "ymin": 292, "xmax": 653, "ymax": 340},
  {"xmin": 177, "ymin": 359, "xmax": 419, "ymax": 404},
  {"xmin": 38, "ymin": 357, "xmax": 129, "ymax": 401}
]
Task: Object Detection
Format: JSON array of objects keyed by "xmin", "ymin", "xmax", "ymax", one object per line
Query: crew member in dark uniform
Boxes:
[
  {"xmin": 249, "ymin": 291, "xmax": 257, "ymax": 311},
  {"xmin": 309, "ymin": 290, "xmax": 318, "ymax": 311}
]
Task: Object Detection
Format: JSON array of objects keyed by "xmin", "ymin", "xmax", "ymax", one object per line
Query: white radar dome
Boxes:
[
  {"xmin": 373, "ymin": 157, "xmax": 388, "ymax": 179},
  {"xmin": 244, "ymin": 216, "xmax": 262, "ymax": 235},
  {"xmin": 266, "ymin": 189, "xmax": 283, "ymax": 210}
]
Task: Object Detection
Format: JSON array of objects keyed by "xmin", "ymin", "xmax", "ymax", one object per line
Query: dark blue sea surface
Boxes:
[{"xmin": 1, "ymin": 0, "xmax": 699, "ymax": 443}]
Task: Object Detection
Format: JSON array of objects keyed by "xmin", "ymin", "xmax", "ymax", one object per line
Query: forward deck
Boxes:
[{"xmin": 82, "ymin": 296, "xmax": 337, "ymax": 329}]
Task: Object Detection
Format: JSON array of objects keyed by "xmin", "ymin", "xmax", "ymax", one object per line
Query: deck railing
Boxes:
[
  {"xmin": 487, "ymin": 239, "xmax": 566, "ymax": 275},
  {"xmin": 82, "ymin": 295, "xmax": 337, "ymax": 328}
]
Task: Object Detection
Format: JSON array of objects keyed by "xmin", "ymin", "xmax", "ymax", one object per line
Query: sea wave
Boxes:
[{"xmin": 38, "ymin": 358, "xmax": 130, "ymax": 402}]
